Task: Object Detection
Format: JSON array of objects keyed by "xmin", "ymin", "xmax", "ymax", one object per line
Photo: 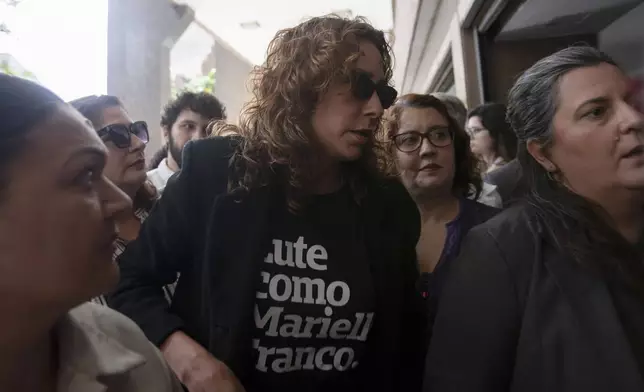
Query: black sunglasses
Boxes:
[
  {"xmin": 351, "ymin": 71, "xmax": 398, "ymax": 109},
  {"xmin": 393, "ymin": 127, "xmax": 453, "ymax": 153},
  {"xmin": 97, "ymin": 121, "xmax": 149, "ymax": 149}
]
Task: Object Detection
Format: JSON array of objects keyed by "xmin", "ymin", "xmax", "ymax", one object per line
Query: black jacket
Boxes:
[
  {"xmin": 108, "ymin": 137, "xmax": 425, "ymax": 391},
  {"xmin": 424, "ymin": 202, "xmax": 644, "ymax": 392},
  {"xmin": 484, "ymin": 159, "xmax": 526, "ymax": 206}
]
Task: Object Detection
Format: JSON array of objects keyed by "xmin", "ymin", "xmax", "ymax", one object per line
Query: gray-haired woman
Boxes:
[{"xmin": 424, "ymin": 46, "xmax": 644, "ymax": 392}]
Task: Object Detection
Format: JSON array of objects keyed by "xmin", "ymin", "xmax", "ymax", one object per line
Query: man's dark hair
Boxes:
[{"xmin": 160, "ymin": 91, "xmax": 227, "ymax": 130}]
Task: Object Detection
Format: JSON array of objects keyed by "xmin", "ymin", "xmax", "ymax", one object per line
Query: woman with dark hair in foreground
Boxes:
[
  {"xmin": 0, "ymin": 74, "xmax": 182, "ymax": 391},
  {"xmin": 108, "ymin": 15, "xmax": 424, "ymax": 392},
  {"xmin": 425, "ymin": 46, "xmax": 644, "ymax": 392}
]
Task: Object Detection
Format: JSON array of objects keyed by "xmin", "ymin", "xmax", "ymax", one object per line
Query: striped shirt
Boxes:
[{"xmin": 92, "ymin": 208, "xmax": 178, "ymax": 306}]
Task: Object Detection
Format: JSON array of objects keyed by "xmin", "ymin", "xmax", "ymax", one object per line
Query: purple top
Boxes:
[{"xmin": 418, "ymin": 198, "xmax": 499, "ymax": 328}]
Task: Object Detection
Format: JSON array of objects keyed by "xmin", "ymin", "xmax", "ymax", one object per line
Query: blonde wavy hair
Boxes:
[{"xmin": 212, "ymin": 15, "xmax": 394, "ymax": 210}]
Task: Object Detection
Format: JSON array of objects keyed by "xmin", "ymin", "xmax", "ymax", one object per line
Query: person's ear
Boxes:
[
  {"xmin": 162, "ymin": 126, "xmax": 170, "ymax": 144},
  {"xmin": 527, "ymin": 139, "xmax": 557, "ymax": 173}
]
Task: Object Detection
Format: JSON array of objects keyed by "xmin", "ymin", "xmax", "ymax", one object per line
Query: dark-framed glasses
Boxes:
[
  {"xmin": 97, "ymin": 121, "xmax": 149, "ymax": 149},
  {"xmin": 351, "ymin": 71, "xmax": 398, "ymax": 109},
  {"xmin": 393, "ymin": 127, "xmax": 453, "ymax": 153}
]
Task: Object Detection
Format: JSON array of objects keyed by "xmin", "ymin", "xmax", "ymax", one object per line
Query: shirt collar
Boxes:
[
  {"xmin": 56, "ymin": 304, "xmax": 146, "ymax": 389},
  {"xmin": 157, "ymin": 158, "xmax": 176, "ymax": 183}
]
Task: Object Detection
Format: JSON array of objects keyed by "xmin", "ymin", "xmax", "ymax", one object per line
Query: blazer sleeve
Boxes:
[
  {"xmin": 107, "ymin": 141, "xmax": 201, "ymax": 346},
  {"xmin": 423, "ymin": 226, "xmax": 520, "ymax": 392}
]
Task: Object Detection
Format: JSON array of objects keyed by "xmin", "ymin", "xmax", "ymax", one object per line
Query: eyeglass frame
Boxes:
[
  {"xmin": 97, "ymin": 121, "xmax": 149, "ymax": 149},
  {"xmin": 392, "ymin": 126, "xmax": 454, "ymax": 153}
]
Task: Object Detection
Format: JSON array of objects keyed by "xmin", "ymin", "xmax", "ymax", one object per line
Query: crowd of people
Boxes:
[{"xmin": 1, "ymin": 13, "xmax": 643, "ymax": 392}]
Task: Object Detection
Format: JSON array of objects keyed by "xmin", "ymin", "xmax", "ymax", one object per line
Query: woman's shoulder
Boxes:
[
  {"xmin": 183, "ymin": 136, "xmax": 240, "ymax": 172},
  {"xmin": 68, "ymin": 301, "xmax": 146, "ymax": 337},
  {"xmin": 474, "ymin": 202, "xmax": 535, "ymax": 237},
  {"xmin": 63, "ymin": 302, "xmax": 182, "ymax": 391},
  {"xmin": 460, "ymin": 197, "xmax": 501, "ymax": 225},
  {"xmin": 370, "ymin": 176, "xmax": 413, "ymax": 202},
  {"xmin": 170, "ymin": 136, "xmax": 241, "ymax": 195},
  {"xmin": 466, "ymin": 202, "xmax": 545, "ymax": 265},
  {"xmin": 371, "ymin": 177, "xmax": 418, "ymax": 212}
]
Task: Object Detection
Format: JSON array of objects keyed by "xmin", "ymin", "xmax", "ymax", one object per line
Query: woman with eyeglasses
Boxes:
[
  {"xmin": 70, "ymin": 96, "xmax": 174, "ymax": 305},
  {"xmin": 107, "ymin": 15, "xmax": 424, "ymax": 392},
  {"xmin": 385, "ymin": 94, "xmax": 498, "ymax": 334},
  {"xmin": 466, "ymin": 103, "xmax": 517, "ymax": 174}
]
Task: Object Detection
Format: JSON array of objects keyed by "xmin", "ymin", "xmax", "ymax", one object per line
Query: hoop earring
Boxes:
[{"xmin": 546, "ymin": 170, "xmax": 558, "ymax": 183}]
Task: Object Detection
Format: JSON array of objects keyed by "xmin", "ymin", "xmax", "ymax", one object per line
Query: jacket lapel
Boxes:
[
  {"xmin": 544, "ymin": 251, "xmax": 644, "ymax": 390},
  {"xmin": 205, "ymin": 186, "xmax": 273, "ymax": 378}
]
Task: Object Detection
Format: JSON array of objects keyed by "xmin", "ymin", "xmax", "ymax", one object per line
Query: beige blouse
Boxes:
[{"xmin": 56, "ymin": 302, "xmax": 182, "ymax": 392}]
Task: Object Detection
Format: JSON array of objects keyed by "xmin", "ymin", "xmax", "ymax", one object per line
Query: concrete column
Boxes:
[{"xmin": 107, "ymin": 0, "xmax": 194, "ymax": 157}]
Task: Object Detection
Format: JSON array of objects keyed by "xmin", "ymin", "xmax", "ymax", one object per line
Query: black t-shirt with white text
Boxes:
[{"xmin": 249, "ymin": 188, "xmax": 375, "ymax": 392}]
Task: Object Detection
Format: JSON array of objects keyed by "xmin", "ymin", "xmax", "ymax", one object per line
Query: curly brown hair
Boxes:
[
  {"xmin": 211, "ymin": 15, "xmax": 393, "ymax": 210},
  {"xmin": 383, "ymin": 93, "xmax": 483, "ymax": 199}
]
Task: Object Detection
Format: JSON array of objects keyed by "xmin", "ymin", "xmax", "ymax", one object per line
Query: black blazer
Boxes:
[
  {"xmin": 424, "ymin": 203, "xmax": 644, "ymax": 392},
  {"xmin": 108, "ymin": 137, "xmax": 425, "ymax": 391}
]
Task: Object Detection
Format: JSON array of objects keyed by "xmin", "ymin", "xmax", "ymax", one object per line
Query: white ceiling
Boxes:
[{"xmin": 177, "ymin": 0, "xmax": 394, "ymax": 65}]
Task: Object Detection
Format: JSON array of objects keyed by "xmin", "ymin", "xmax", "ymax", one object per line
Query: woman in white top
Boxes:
[{"xmin": 0, "ymin": 74, "xmax": 183, "ymax": 391}]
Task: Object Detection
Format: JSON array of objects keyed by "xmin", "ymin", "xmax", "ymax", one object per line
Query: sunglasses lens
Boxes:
[
  {"xmin": 378, "ymin": 86, "xmax": 398, "ymax": 109},
  {"xmin": 111, "ymin": 125, "xmax": 131, "ymax": 148},
  {"xmin": 131, "ymin": 121, "xmax": 149, "ymax": 143},
  {"xmin": 353, "ymin": 73, "xmax": 376, "ymax": 101}
]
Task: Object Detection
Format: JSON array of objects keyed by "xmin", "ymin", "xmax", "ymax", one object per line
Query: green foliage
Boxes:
[
  {"xmin": 0, "ymin": 59, "xmax": 37, "ymax": 81},
  {"xmin": 172, "ymin": 68, "xmax": 216, "ymax": 97}
]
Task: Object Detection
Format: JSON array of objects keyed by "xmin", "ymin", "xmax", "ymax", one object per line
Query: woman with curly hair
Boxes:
[
  {"xmin": 384, "ymin": 94, "xmax": 498, "ymax": 333},
  {"xmin": 108, "ymin": 15, "xmax": 424, "ymax": 392}
]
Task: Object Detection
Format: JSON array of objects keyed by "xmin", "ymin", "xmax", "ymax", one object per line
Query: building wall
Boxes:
[
  {"xmin": 396, "ymin": 0, "xmax": 484, "ymax": 105},
  {"xmin": 411, "ymin": 0, "xmax": 459, "ymax": 90},
  {"xmin": 481, "ymin": 34, "xmax": 597, "ymax": 103},
  {"xmin": 599, "ymin": 2, "xmax": 644, "ymax": 78},
  {"xmin": 212, "ymin": 40, "xmax": 254, "ymax": 125},
  {"xmin": 394, "ymin": 0, "xmax": 644, "ymax": 109},
  {"xmin": 391, "ymin": 0, "xmax": 421, "ymax": 90},
  {"xmin": 107, "ymin": 0, "xmax": 192, "ymax": 157}
]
